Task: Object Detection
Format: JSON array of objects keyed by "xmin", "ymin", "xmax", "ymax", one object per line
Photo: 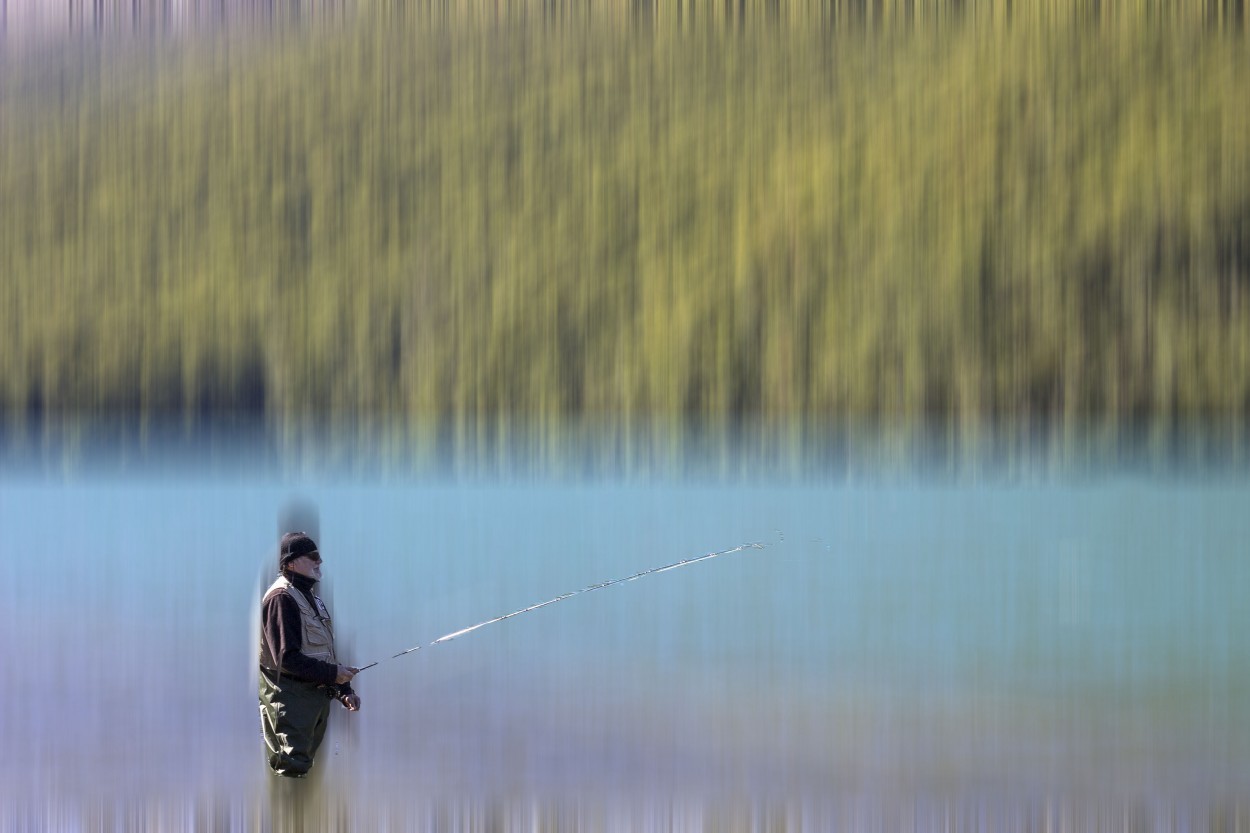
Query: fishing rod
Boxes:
[{"xmin": 355, "ymin": 540, "xmax": 769, "ymax": 673}]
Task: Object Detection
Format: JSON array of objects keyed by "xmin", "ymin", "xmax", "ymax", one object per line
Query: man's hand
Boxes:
[
  {"xmin": 339, "ymin": 693, "xmax": 362, "ymax": 712},
  {"xmin": 335, "ymin": 665, "xmax": 359, "ymax": 685}
]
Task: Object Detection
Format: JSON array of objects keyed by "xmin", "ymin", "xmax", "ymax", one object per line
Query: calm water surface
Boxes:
[{"xmin": 1, "ymin": 470, "xmax": 1247, "ymax": 828}]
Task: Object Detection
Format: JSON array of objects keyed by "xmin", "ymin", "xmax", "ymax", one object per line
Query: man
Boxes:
[{"xmin": 259, "ymin": 531, "xmax": 361, "ymax": 778}]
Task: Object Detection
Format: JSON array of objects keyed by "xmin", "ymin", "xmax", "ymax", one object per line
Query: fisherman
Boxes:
[{"xmin": 259, "ymin": 531, "xmax": 361, "ymax": 778}]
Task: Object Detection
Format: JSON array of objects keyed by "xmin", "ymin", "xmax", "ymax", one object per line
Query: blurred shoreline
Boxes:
[{"xmin": 4, "ymin": 415, "xmax": 1250, "ymax": 481}]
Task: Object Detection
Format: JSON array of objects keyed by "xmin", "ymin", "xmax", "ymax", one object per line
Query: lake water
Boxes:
[{"xmin": 2, "ymin": 467, "xmax": 1247, "ymax": 830}]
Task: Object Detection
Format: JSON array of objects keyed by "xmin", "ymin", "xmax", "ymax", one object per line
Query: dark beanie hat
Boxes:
[{"xmin": 279, "ymin": 531, "xmax": 319, "ymax": 570}]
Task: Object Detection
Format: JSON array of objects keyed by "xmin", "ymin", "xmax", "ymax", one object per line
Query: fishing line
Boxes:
[{"xmin": 355, "ymin": 540, "xmax": 769, "ymax": 672}]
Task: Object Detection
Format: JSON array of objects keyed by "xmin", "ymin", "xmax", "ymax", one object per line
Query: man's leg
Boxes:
[{"xmin": 259, "ymin": 676, "xmax": 332, "ymax": 777}]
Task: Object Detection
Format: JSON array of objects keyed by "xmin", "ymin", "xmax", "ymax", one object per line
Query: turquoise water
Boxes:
[{"xmin": 1, "ymin": 472, "xmax": 1247, "ymax": 827}]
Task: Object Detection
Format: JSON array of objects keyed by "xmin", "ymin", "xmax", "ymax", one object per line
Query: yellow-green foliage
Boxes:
[{"xmin": 1, "ymin": 2, "xmax": 1248, "ymax": 463}]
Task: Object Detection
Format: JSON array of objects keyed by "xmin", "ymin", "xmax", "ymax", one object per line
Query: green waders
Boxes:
[{"xmin": 259, "ymin": 671, "xmax": 333, "ymax": 777}]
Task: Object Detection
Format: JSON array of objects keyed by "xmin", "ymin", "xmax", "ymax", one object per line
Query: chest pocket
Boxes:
[{"xmin": 300, "ymin": 593, "xmax": 336, "ymax": 663}]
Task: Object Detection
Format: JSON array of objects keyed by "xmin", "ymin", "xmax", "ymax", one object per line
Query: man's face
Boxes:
[{"xmin": 286, "ymin": 552, "xmax": 322, "ymax": 581}]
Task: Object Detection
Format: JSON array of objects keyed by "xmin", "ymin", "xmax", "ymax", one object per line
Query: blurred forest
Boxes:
[{"xmin": 1, "ymin": 1, "xmax": 1248, "ymax": 472}]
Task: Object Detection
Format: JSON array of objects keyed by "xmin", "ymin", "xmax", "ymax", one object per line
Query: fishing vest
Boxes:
[{"xmin": 262, "ymin": 575, "xmax": 338, "ymax": 668}]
